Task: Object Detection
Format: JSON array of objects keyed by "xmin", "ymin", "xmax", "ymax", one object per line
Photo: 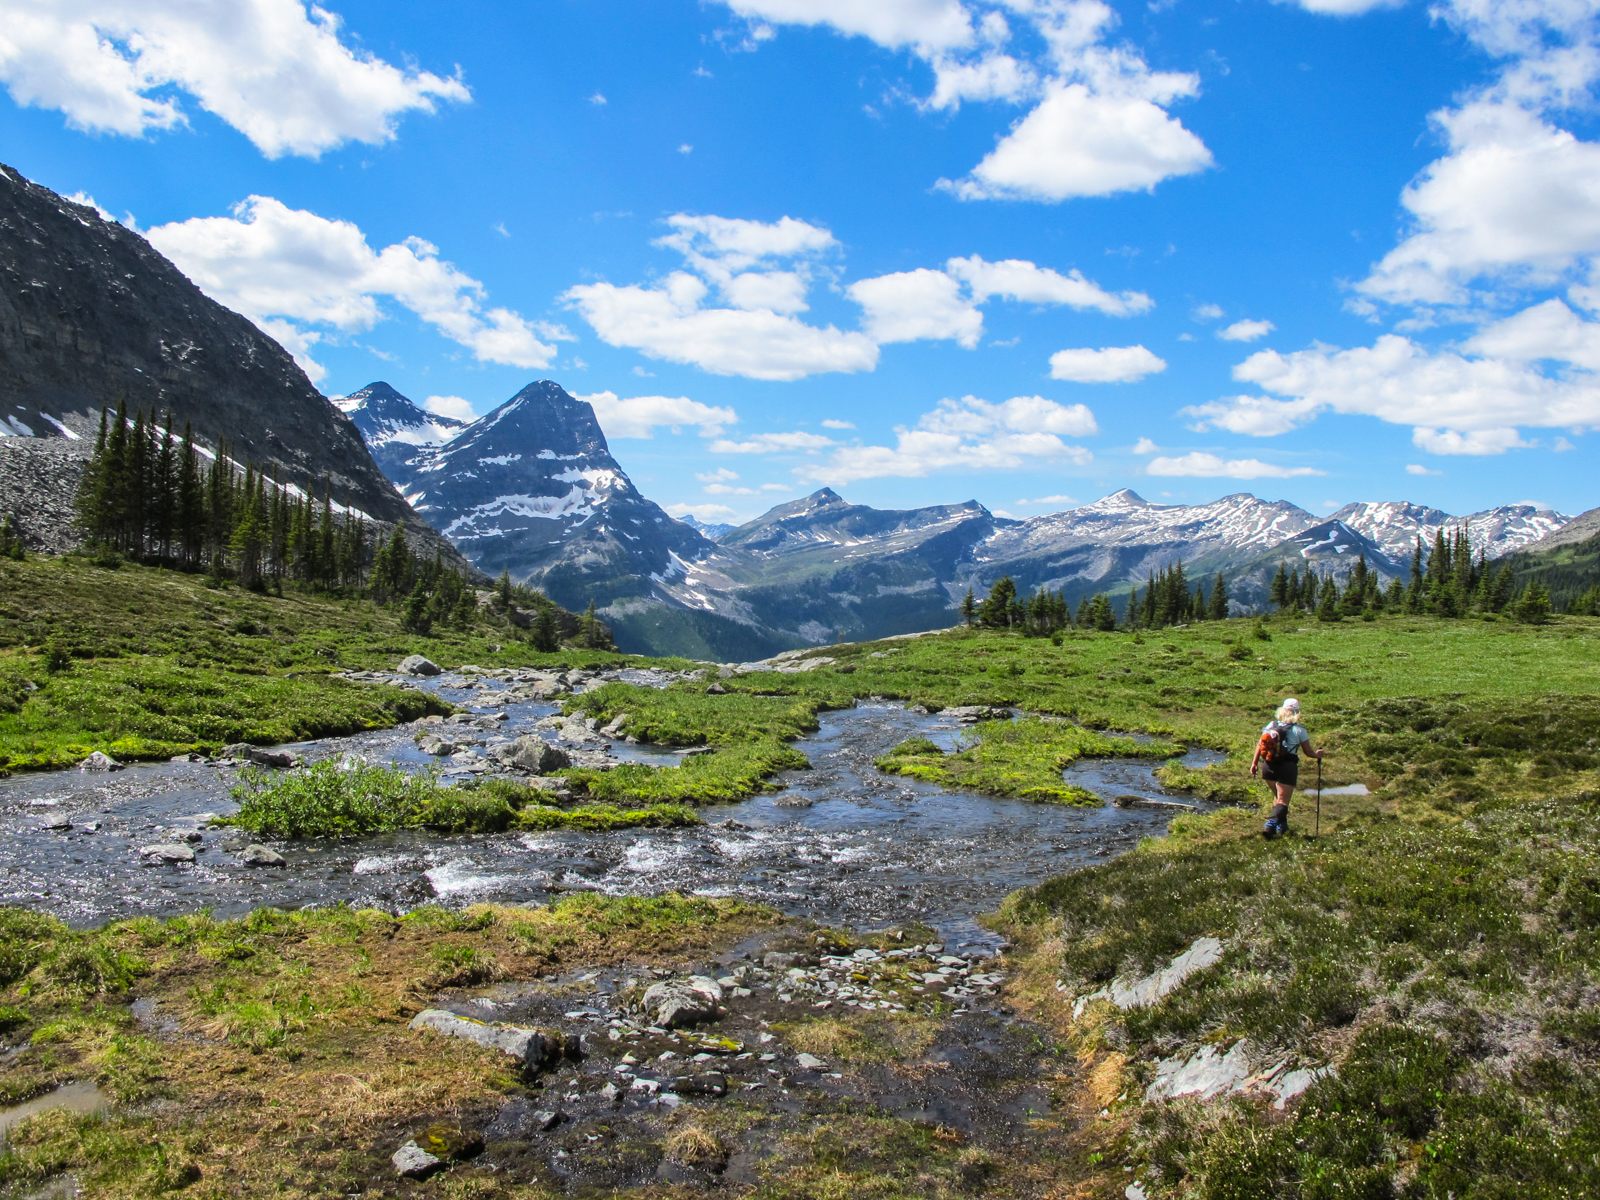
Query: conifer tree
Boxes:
[{"xmin": 1210, "ymin": 572, "xmax": 1229, "ymax": 620}]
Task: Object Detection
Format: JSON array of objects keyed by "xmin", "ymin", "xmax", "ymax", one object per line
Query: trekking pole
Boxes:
[{"xmin": 1316, "ymin": 756, "xmax": 1322, "ymax": 837}]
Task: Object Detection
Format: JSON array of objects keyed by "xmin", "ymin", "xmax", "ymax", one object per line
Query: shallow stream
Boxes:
[{"xmin": 0, "ymin": 675, "xmax": 1224, "ymax": 948}]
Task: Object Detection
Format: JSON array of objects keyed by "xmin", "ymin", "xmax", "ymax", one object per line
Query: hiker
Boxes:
[{"xmin": 1250, "ymin": 697, "xmax": 1323, "ymax": 838}]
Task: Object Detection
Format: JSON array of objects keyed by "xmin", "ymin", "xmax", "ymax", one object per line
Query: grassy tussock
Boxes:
[
  {"xmin": 877, "ymin": 717, "xmax": 1178, "ymax": 803},
  {"xmin": 777, "ymin": 1010, "xmax": 941, "ymax": 1065}
]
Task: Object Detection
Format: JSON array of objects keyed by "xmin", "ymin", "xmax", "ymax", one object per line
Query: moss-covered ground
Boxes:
[{"xmin": 0, "ymin": 556, "xmax": 684, "ymax": 773}]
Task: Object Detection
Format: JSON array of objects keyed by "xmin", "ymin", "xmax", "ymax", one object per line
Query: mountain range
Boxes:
[{"xmin": 339, "ymin": 380, "xmax": 1576, "ymax": 657}]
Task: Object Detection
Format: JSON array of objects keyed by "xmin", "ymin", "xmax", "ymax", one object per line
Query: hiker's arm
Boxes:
[
  {"xmin": 1303, "ymin": 738, "xmax": 1324, "ymax": 759},
  {"xmin": 1249, "ymin": 745, "xmax": 1261, "ymax": 775}
]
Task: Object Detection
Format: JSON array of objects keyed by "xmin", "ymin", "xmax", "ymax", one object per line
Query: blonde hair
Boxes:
[{"xmin": 1276, "ymin": 699, "xmax": 1301, "ymax": 725}]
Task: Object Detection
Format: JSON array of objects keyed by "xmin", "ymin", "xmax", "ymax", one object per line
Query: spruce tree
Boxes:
[
  {"xmin": 532, "ymin": 604, "xmax": 560, "ymax": 652},
  {"xmin": 961, "ymin": 589, "xmax": 975, "ymax": 627},
  {"xmin": 1270, "ymin": 563, "xmax": 1289, "ymax": 609},
  {"xmin": 1209, "ymin": 572, "xmax": 1229, "ymax": 620}
]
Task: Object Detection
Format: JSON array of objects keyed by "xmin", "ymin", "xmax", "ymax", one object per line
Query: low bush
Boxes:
[{"xmin": 226, "ymin": 761, "xmax": 704, "ymax": 838}]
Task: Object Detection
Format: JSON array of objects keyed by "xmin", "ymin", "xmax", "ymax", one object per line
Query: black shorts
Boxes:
[{"xmin": 1261, "ymin": 756, "xmax": 1299, "ymax": 787}]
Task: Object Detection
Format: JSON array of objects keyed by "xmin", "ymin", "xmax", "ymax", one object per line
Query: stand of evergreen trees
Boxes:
[
  {"xmin": 1130, "ymin": 563, "xmax": 1230, "ymax": 629},
  {"xmin": 961, "ymin": 577, "xmax": 1075, "ymax": 634},
  {"xmin": 1268, "ymin": 526, "xmax": 1550, "ymax": 622}
]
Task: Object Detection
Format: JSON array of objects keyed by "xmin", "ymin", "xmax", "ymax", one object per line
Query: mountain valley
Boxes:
[{"xmin": 341, "ymin": 380, "xmax": 1577, "ymax": 656}]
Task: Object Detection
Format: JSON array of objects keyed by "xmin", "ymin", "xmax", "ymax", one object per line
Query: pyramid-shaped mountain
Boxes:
[{"xmin": 334, "ymin": 382, "xmax": 466, "ymax": 490}]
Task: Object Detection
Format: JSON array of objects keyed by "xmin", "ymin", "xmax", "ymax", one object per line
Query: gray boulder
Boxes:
[
  {"xmin": 941, "ymin": 705, "xmax": 1012, "ymax": 723},
  {"xmin": 417, "ymin": 734, "xmax": 458, "ymax": 757},
  {"xmin": 640, "ymin": 977, "xmax": 724, "ymax": 1029},
  {"xmin": 488, "ymin": 736, "xmax": 571, "ymax": 774},
  {"xmin": 239, "ymin": 844, "xmax": 286, "ymax": 867},
  {"xmin": 408, "ymin": 1009, "xmax": 566, "ymax": 1069},
  {"xmin": 398, "ymin": 655, "xmax": 443, "ymax": 676},
  {"xmin": 78, "ymin": 751, "xmax": 122, "ymax": 772},
  {"xmin": 245, "ymin": 747, "xmax": 301, "ymax": 769},
  {"xmin": 140, "ymin": 844, "xmax": 195, "ymax": 863},
  {"xmin": 391, "ymin": 1142, "xmax": 443, "ymax": 1179}
]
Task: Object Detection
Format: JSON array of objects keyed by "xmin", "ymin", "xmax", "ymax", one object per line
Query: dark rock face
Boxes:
[
  {"xmin": 0, "ymin": 162, "xmax": 457, "ymax": 561},
  {"xmin": 334, "ymin": 382, "xmax": 465, "ymax": 493}
]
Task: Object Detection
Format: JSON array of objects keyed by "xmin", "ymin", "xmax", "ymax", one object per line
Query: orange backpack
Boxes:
[{"xmin": 1257, "ymin": 721, "xmax": 1292, "ymax": 766}]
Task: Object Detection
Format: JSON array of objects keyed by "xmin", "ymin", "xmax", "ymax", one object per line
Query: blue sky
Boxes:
[{"xmin": 3, "ymin": 0, "xmax": 1597, "ymax": 523}]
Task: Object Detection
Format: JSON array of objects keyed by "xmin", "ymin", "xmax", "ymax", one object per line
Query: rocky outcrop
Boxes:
[{"xmin": 0, "ymin": 163, "xmax": 464, "ymax": 566}]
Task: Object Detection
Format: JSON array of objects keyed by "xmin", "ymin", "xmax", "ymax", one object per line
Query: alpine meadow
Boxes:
[{"xmin": 2, "ymin": 0, "xmax": 1600, "ymax": 1197}]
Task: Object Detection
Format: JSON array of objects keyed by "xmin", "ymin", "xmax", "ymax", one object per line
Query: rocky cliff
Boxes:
[{"xmin": 0, "ymin": 163, "xmax": 458, "ymax": 562}]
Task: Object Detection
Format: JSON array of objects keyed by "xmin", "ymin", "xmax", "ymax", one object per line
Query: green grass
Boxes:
[
  {"xmin": 999, "ymin": 792, "xmax": 1600, "ymax": 1196},
  {"xmin": 877, "ymin": 717, "xmax": 1179, "ymax": 803},
  {"xmin": 0, "ymin": 659, "xmax": 450, "ymax": 771},
  {"xmin": 224, "ymin": 760, "xmax": 703, "ymax": 838},
  {"xmin": 562, "ymin": 739, "xmax": 810, "ymax": 805},
  {"xmin": 568, "ymin": 680, "xmax": 830, "ymax": 745},
  {"xmin": 0, "ymin": 554, "xmax": 700, "ymax": 773}
]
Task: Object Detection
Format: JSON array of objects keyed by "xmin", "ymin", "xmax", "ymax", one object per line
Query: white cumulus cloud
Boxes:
[
  {"xmin": 720, "ymin": 0, "xmax": 1212, "ymax": 205},
  {"xmin": 1146, "ymin": 452, "xmax": 1325, "ymax": 479},
  {"xmin": 667, "ymin": 502, "xmax": 742, "ymax": 522},
  {"xmin": 943, "ymin": 80, "xmax": 1213, "ymax": 202},
  {"xmin": 945, "ymin": 254, "xmax": 1151, "ymax": 314},
  {"xmin": 1132, "ymin": 437, "xmax": 1159, "ymax": 454},
  {"xmin": 821, "ymin": 418, "xmax": 856, "ymax": 429},
  {"xmin": 146, "ymin": 195, "xmax": 563, "ymax": 382},
  {"xmin": 576, "ymin": 392, "xmax": 738, "ymax": 439},
  {"xmin": 1180, "ymin": 395, "xmax": 1320, "ymax": 437},
  {"xmin": 1406, "ymin": 463, "xmax": 1443, "ymax": 475},
  {"xmin": 1049, "ymin": 344, "xmax": 1166, "ymax": 382},
  {"xmin": 566, "ymin": 214, "xmax": 877, "ymax": 381},
  {"xmin": 799, "ymin": 393, "xmax": 1096, "ymax": 484},
  {"xmin": 1200, "ymin": 325, "xmax": 1600, "ymax": 454},
  {"xmin": 0, "ymin": 0, "xmax": 469, "ymax": 158},
  {"xmin": 848, "ymin": 268, "xmax": 983, "ymax": 348},
  {"xmin": 1218, "ymin": 318, "xmax": 1275, "ymax": 342},
  {"xmin": 424, "ymin": 395, "xmax": 475, "ymax": 422},
  {"xmin": 710, "ymin": 431, "xmax": 838, "ymax": 453}
]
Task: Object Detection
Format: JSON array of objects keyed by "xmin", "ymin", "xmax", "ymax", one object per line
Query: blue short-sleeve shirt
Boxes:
[{"xmin": 1263, "ymin": 721, "xmax": 1310, "ymax": 754}]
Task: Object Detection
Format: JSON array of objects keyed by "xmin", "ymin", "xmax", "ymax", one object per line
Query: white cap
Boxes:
[{"xmin": 1282, "ymin": 697, "xmax": 1300, "ymax": 712}]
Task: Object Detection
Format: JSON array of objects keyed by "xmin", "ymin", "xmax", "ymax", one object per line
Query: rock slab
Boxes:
[
  {"xmin": 640, "ymin": 977, "xmax": 724, "ymax": 1029},
  {"xmin": 408, "ymin": 1009, "xmax": 560, "ymax": 1069},
  {"xmin": 399, "ymin": 655, "xmax": 443, "ymax": 676}
]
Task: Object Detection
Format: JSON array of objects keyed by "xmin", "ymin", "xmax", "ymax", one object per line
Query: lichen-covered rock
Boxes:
[
  {"xmin": 640, "ymin": 977, "xmax": 724, "ymax": 1029},
  {"xmin": 78, "ymin": 751, "xmax": 121, "ymax": 772},
  {"xmin": 941, "ymin": 705, "xmax": 1013, "ymax": 722},
  {"xmin": 399, "ymin": 655, "xmax": 443, "ymax": 676},
  {"xmin": 414, "ymin": 1123, "xmax": 483, "ymax": 1162},
  {"xmin": 408, "ymin": 1009, "xmax": 570, "ymax": 1069},
  {"xmin": 245, "ymin": 747, "xmax": 301, "ymax": 769}
]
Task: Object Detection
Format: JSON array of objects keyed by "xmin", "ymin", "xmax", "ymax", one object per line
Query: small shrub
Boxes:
[
  {"xmin": 0, "ymin": 1005, "xmax": 30, "ymax": 1034},
  {"xmin": 1226, "ymin": 643, "xmax": 1252, "ymax": 661},
  {"xmin": 227, "ymin": 760, "xmax": 442, "ymax": 838},
  {"xmin": 886, "ymin": 736, "xmax": 942, "ymax": 757}
]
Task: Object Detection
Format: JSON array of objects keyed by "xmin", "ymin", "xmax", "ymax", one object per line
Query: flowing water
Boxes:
[{"xmin": 0, "ymin": 675, "xmax": 1225, "ymax": 948}]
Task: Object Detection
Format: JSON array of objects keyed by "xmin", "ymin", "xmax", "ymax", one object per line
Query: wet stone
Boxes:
[
  {"xmin": 238, "ymin": 844, "xmax": 285, "ymax": 867},
  {"xmin": 78, "ymin": 751, "xmax": 121, "ymax": 772},
  {"xmin": 139, "ymin": 844, "xmax": 195, "ymax": 864},
  {"xmin": 398, "ymin": 655, "xmax": 443, "ymax": 676}
]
